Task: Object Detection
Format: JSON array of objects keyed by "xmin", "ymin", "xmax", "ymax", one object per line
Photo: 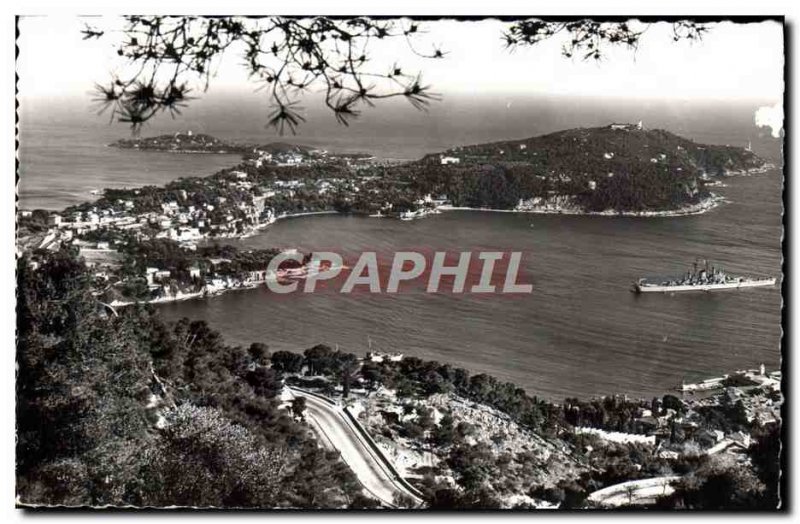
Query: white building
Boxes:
[
  {"xmin": 175, "ymin": 227, "xmax": 202, "ymax": 242},
  {"xmin": 145, "ymin": 267, "xmax": 160, "ymax": 286},
  {"xmin": 609, "ymin": 121, "xmax": 643, "ymax": 131}
]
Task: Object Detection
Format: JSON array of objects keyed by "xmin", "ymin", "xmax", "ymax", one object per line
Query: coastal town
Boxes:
[
  {"xmin": 13, "ymin": 13, "xmax": 785, "ymax": 514},
  {"xmin": 16, "ymin": 134, "xmax": 452, "ymax": 305},
  {"xmin": 15, "ymin": 128, "xmax": 782, "ymax": 508},
  {"xmin": 16, "ymin": 126, "xmax": 771, "ymax": 306}
]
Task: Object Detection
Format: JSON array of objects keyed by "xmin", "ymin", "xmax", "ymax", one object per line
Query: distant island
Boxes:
[
  {"xmin": 111, "ymin": 131, "xmax": 255, "ymax": 154},
  {"xmin": 17, "ymin": 123, "xmax": 773, "ymax": 305},
  {"xmin": 107, "ymin": 123, "xmax": 770, "ymax": 218},
  {"xmin": 110, "ymin": 131, "xmax": 372, "ymax": 161},
  {"xmin": 16, "ymin": 123, "xmax": 782, "ymax": 509}
]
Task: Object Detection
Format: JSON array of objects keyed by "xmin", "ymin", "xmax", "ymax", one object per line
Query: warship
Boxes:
[{"xmin": 633, "ymin": 260, "xmax": 776, "ymax": 293}]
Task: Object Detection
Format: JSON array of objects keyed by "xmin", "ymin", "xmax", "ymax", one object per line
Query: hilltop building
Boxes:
[{"xmin": 609, "ymin": 121, "xmax": 643, "ymax": 131}]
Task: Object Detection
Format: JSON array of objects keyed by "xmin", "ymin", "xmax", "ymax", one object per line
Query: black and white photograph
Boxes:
[{"xmin": 11, "ymin": 6, "xmax": 789, "ymax": 514}]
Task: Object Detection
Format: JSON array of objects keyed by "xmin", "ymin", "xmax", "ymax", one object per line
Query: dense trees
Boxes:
[
  {"xmin": 16, "ymin": 251, "xmax": 361, "ymax": 508},
  {"xmin": 291, "ymin": 397, "xmax": 307, "ymax": 420},
  {"xmin": 136, "ymin": 405, "xmax": 287, "ymax": 507},
  {"xmin": 410, "ymin": 127, "xmax": 762, "ymax": 213},
  {"xmin": 656, "ymin": 454, "xmax": 770, "ymax": 510},
  {"xmin": 17, "ymin": 250, "xmax": 157, "ymax": 505},
  {"xmin": 750, "ymin": 424, "xmax": 782, "ymax": 508},
  {"xmin": 271, "ymin": 350, "xmax": 305, "ymax": 374},
  {"xmin": 101, "ymin": 238, "xmax": 295, "ymax": 301},
  {"xmin": 248, "ymin": 342, "xmax": 270, "ymax": 364},
  {"xmin": 273, "ymin": 349, "xmax": 565, "ymax": 438},
  {"xmin": 304, "ymin": 344, "xmax": 359, "ymax": 377},
  {"xmin": 562, "ymin": 395, "xmax": 665, "ymax": 434},
  {"xmin": 17, "ymin": 209, "xmax": 52, "ymax": 235},
  {"xmin": 17, "ymin": 248, "xmax": 782, "ymax": 509}
]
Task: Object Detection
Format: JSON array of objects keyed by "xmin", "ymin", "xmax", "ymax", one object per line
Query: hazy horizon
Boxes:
[
  {"xmin": 19, "ymin": 90, "xmax": 783, "ymax": 212},
  {"xmin": 18, "ymin": 17, "xmax": 784, "ymax": 102},
  {"xmin": 19, "ymin": 90, "xmax": 781, "ymax": 153}
]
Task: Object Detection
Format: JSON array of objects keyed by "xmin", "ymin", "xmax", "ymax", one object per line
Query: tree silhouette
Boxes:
[
  {"xmin": 625, "ymin": 483, "xmax": 637, "ymax": 505},
  {"xmin": 291, "ymin": 396, "xmax": 307, "ymax": 420},
  {"xmin": 83, "ymin": 16, "xmax": 709, "ymax": 134},
  {"xmin": 503, "ymin": 19, "xmax": 707, "ymax": 59}
]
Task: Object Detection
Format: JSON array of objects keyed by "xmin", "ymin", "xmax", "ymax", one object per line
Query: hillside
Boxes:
[{"xmin": 410, "ymin": 125, "xmax": 766, "ymax": 213}]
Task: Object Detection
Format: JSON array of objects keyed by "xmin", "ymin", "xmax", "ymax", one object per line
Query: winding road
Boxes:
[
  {"xmin": 286, "ymin": 386, "xmax": 425, "ymax": 508},
  {"xmin": 290, "ymin": 385, "xmax": 686, "ymax": 509},
  {"xmin": 587, "ymin": 476, "xmax": 680, "ymax": 507}
]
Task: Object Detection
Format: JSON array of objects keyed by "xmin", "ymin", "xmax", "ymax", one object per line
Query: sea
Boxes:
[{"xmin": 18, "ymin": 92, "xmax": 784, "ymax": 400}]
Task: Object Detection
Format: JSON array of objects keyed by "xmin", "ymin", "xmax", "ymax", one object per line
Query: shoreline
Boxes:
[
  {"xmin": 108, "ymin": 146, "xmax": 245, "ymax": 155},
  {"xmin": 199, "ymin": 196, "xmax": 726, "ymax": 246},
  {"xmin": 112, "ymin": 262, "xmax": 347, "ymax": 308},
  {"xmin": 85, "ymin": 164, "xmax": 765, "ymax": 308},
  {"xmin": 433, "ymin": 195, "xmax": 724, "ymax": 219},
  {"xmin": 235, "ymin": 210, "xmax": 341, "ymax": 239},
  {"xmin": 111, "ymin": 279, "xmax": 269, "ymax": 308},
  {"xmin": 147, "ymin": 193, "xmax": 724, "ymax": 308}
]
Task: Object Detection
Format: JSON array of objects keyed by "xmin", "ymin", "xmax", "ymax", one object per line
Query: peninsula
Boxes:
[
  {"xmin": 15, "ymin": 124, "xmax": 781, "ymax": 510},
  {"xmin": 17, "ymin": 124, "xmax": 771, "ymax": 305},
  {"xmin": 411, "ymin": 123, "xmax": 768, "ymax": 214}
]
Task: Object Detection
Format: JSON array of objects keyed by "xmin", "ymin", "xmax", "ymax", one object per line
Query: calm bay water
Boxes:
[
  {"xmin": 19, "ymin": 95, "xmax": 784, "ymax": 400},
  {"xmin": 158, "ymin": 169, "xmax": 783, "ymax": 400}
]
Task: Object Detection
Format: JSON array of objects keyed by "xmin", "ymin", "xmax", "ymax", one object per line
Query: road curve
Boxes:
[
  {"xmin": 287, "ymin": 387, "xmax": 424, "ymax": 508},
  {"xmin": 587, "ymin": 476, "xmax": 680, "ymax": 507}
]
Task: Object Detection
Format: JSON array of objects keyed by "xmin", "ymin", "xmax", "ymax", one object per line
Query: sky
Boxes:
[{"xmin": 17, "ymin": 16, "xmax": 784, "ymax": 104}]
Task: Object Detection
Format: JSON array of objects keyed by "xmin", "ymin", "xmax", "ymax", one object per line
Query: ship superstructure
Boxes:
[{"xmin": 633, "ymin": 260, "xmax": 776, "ymax": 293}]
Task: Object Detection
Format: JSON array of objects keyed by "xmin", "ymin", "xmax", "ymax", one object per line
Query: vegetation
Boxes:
[
  {"xmin": 17, "ymin": 210, "xmax": 52, "ymax": 235},
  {"xmin": 16, "ymin": 249, "xmax": 361, "ymax": 508},
  {"xmin": 265, "ymin": 345, "xmax": 781, "ymax": 509},
  {"xmin": 655, "ymin": 426, "xmax": 781, "ymax": 511},
  {"xmin": 409, "ymin": 127, "xmax": 763, "ymax": 212},
  {"xmin": 78, "ymin": 126, "xmax": 765, "ymax": 227},
  {"xmin": 111, "ymin": 132, "xmax": 248, "ymax": 153},
  {"xmin": 110, "ymin": 133, "xmax": 321, "ymax": 157},
  {"xmin": 16, "ymin": 249, "xmax": 782, "ymax": 509},
  {"xmin": 89, "ymin": 237, "xmax": 304, "ymax": 302}
]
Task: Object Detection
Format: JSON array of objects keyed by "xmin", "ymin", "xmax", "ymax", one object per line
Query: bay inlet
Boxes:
[{"xmin": 157, "ymin": 169, "xmax": 783, "ymax": 400}]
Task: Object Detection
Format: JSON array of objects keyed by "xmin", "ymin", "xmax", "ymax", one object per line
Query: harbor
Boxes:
[{"xmin": 679, "ymin": 364, "xmax": 781, "ymax": 393}]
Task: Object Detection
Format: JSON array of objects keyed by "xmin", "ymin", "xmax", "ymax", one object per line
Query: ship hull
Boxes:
[{"xmin": 634, "ymin": 278, "xmax": 776, "ymax": 293}]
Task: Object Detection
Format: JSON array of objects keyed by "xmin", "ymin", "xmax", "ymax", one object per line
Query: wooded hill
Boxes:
[{"xmin": 409, "ymin": 126, "xmax": 764, "ymax": 212}]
